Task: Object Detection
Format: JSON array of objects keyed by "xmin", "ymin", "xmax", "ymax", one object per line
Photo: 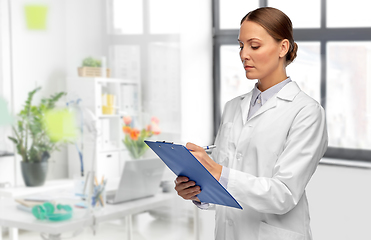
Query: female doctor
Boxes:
[{"xmin": 174, "ymin": 7, "xmax": 328, "ymax": 240}]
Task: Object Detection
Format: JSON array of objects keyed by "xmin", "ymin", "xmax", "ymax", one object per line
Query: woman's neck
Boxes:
[{"xmin": 257, "ymin": 68, "xmax": 287, "ymax": 92}]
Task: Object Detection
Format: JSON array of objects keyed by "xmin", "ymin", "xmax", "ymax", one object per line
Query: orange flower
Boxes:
[
  {"xmin": 123, "ymin": 116, "xmax": 132, "ymax": 125},
  {"xmin": 123, "ymin": 126, "xmax": 131, "ymax": 134},
  {"xmin": 130, "ymin": 128, "xmax": 140, "ymax": 140},
  {"xmin": 122, "ymin": 116, "xmax": 160, "ymax": 159}
]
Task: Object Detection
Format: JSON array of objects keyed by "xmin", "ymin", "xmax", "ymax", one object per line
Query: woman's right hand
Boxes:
[{"xmin": 174, "ymin": 176, "xmax": 201, "ymax": 202}]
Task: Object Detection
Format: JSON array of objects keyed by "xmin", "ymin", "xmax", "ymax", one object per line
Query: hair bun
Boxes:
[{"xmin": 287, "ymin": 42, "xmax": 298, "ymax": 65}]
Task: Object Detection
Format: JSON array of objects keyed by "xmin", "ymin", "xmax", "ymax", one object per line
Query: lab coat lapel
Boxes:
[
  {"xmin": 239, "ymin": 91, "xmax": 253, "ymax": 126},
  {"xmin": 247, "ymin": 97, "xmax": 277, "ymax": 122}
]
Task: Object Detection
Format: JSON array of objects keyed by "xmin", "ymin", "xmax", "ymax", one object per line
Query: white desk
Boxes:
[
  {"xmin": 0, "ymin": 179, "xmax": 74, "ymax": 199},
  {"xmin": 0, "ymin": 179, "xmax": 75, "ymax": 240},
  {"xmin": 0, "ymin": 192, "xmax": 176, "ymax": 240}
]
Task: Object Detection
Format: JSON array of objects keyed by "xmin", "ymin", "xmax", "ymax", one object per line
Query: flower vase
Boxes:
[{"xmin": 122, "ymin": 115, "xmax": 161, "ymax": 160}]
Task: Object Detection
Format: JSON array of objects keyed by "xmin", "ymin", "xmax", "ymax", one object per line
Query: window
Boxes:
[
  {"xmin": 268, "ymin": 0, "xmax": 321, "ymax": 28},
  {"xmin": 213, "ymin": 0, "xmax": 371, "ymax": 162},
  {"xmin": 106, "ymin": 0, "xmax": 181, "ymax": 140},
  {"xmin": 112, "ymin": 0, "xmax": 143, "ymax": 34},
  {"xmin": 219, "ymin": 0, "xmax": 259, "ymax": 29},
  {"xmin": 219, "ymin": 45, "xmax": 255, "ymax": 114},
  {"xmin": 327, "ymin": 0, "xmax": 371, "ymax": 28},
  {"xmin": 286, "ymin": 42, "xmax": 321, "ymax": 103},
  {"xmin": 326, "ymin": 42, "xmax": 371, "ymax": 150}
]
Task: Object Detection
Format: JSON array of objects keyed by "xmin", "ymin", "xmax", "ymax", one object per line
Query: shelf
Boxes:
[
  {"xmin": 67, "ymin": 76, "xmax": 141, "ymax": 180},
  {"xmin": 96, "ymin": 78, "xmax": 137, "ymax": 84},
  {"xmin": 118, "ymin": 112, "xmax": 139, "ymax": 117},
  {"xmin": 70, "ymin": 77, "xmax": 138, "ymax": 84},
  {"xmin": 0, "ymin": 152, "xmax": 14, "ymax": 158}
]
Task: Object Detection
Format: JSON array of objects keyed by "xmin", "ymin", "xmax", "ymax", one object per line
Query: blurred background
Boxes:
[{"xmin": 0, "ymin": 0, "xmax": 371, "ymax": 239}]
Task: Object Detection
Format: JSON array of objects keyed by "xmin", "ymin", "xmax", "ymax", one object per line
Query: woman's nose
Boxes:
[{"xmin": 240, "ymin": 48, "xmax": 250, "ymax": 61}]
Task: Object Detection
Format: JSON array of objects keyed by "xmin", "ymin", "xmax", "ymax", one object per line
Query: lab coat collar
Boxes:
[
  {"xmin": 276, "ymin": 81, "xmax": 301, "ymax": 101},
  {"xmin": 240, "ymin": 81, "xmax": 301, "ymax": 124}
]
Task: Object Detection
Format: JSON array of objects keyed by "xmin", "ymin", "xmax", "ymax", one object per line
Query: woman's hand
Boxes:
[
  {"xmin": 174, "ymin": 176, "xmax": 201, "ymax": 202},
  {"xmin": 186, "ymin": 142, "xmax": 223, "ymax": 181},
  {"xmin": 174, "ymin": 142, "xmax": 222, "ymax": 203}
]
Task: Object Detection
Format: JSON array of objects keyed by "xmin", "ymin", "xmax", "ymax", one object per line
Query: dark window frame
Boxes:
[{"xmin": 212, "ymin": 0, "xmax": 371, "ymax": 163}]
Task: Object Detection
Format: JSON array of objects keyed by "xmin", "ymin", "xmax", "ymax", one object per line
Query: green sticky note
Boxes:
[
  {"xmin": 25, "ymin": 5, "xmax": 48, "ymax": 30},
  {"xmin": 44, "ymin": 109, "xmax": 77, "ymax": 142},
  {"xmin": 0, "ymin": 97, "xmax": 13, "ymax": 126}
]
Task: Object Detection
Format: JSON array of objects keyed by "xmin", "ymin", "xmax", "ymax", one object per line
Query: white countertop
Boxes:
[{"xmin": 0, "ymin": 192, "xmax": 176, "ymax": 235}]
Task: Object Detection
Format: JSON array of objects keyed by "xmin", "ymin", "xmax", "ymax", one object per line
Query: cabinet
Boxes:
[{"xmin": 66, "ymin": 77, "xmax": 141, "ymax": 180}]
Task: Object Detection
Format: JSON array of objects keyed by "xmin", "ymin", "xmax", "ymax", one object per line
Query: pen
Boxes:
[{"xmin": 202, "ymin": 145, "xmax": 216, "ymax": 150}]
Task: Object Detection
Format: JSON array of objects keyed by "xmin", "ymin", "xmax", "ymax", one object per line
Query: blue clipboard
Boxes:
[{"xmin": 145, "ymin": 140, "xmax": 242, "ymax": 209}]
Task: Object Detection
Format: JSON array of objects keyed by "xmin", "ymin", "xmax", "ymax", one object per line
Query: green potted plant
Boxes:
[
  {"xmin": 82, "ymin": 57, "xmax": 101, "ymax": 68},
  {"xmin": 78, "ymin": 56, "xmax": 110, "ymax": 77},
  {"xmin": 8, "ymin": 87, "xmax": 67, "ymax": 187}
]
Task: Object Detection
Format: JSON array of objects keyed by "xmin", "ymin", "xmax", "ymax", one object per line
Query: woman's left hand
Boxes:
[{"xmin": 186, "ymin": 142, "xmax": 223, "ymax": 181}]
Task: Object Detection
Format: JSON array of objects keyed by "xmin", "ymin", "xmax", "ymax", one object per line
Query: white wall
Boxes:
[
  {"xmin": 11, "ymin": 0, "xmax": 66, "ymax": 112},
  {"xmin": 0, "ymin": 0, "xmax": 15, "ymax": 185},
  {"xmin": 196, "ymin": 160, "xmax": 371, "ymax": 240},
  {"xmin": 1, "ymin": 0, "xmax": 103, "ymax": 185},
  {"xmin": 12, "ymin": 0, "xmax": 68, "ymax": 183},
  {"xmin": 180, "ymin": 0, "xmax": 213, "ymax": 146},
  {"xmin": 307, "ymin": 161, "xmax": 371, "ymax": 240},
  {"xmin": 65, "ymin": 0, "xmax": 104, "ymax": 78}
]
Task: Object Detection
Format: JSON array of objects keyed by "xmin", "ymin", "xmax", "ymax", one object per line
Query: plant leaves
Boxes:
[
  {"xmin": 8, "ymin": 136, "xmax": 18, "ymax": 144},
  {"xmin": 9, "ymin": 87, "xmax": 68, "ymax": 162}
]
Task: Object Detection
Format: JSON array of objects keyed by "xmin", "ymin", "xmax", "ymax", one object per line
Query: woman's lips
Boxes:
[{"xmin": 244, "ymin": 65, "xmax": 254, "ymax": 70}]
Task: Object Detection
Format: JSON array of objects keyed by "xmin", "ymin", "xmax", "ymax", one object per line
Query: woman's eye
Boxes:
[
  {"xmin": 239, "ymin": 46, "xmax": 243, "ymax": 50},
  {"xmin": 251, "ymin": 46, "xmax": 260, "ymax": 50}
]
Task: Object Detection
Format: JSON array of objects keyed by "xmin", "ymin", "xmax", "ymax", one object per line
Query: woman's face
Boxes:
[{"xmin": 238, "ymin": 20, "xmax": 286, "ymax": 82}]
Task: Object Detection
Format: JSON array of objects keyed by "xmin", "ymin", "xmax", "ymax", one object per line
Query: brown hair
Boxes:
[{"xmin": 240, "ymin": 7, "xmax": 298, "ymax": 66}]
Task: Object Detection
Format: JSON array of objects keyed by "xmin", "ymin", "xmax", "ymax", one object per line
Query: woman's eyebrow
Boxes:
[{"xmin": 238, "ymin": 38, "xmax": 261, "ymax": 42}]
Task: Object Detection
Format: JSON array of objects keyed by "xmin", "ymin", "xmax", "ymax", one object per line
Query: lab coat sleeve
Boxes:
[{"xmin": 228, "ymin": 103, "xmax": 328, "ymax": 215}]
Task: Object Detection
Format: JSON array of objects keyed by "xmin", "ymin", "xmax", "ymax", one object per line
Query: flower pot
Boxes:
[
  {"xmin": 20, "ymin": 152, "xmax": 50, "ymax": 187},
  {"xmin": 78, "ymin": 67, "xmax": 111, "ymax": 77}
]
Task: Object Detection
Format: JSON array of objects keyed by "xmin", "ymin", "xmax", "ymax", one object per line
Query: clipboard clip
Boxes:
[{"xmin": 156, "ymin": 141, "xmax": 174, "ymax": 144}]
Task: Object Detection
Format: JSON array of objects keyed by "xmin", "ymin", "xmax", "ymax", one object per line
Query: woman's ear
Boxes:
[{"xmin": 279, "ymin": 39, "xmax": 290, "ymax": 58}]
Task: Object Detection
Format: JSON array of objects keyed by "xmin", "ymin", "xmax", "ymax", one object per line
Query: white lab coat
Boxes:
[{"xmin": 210, "ymin": 81, "xmax": 328, "ymax": 240}]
